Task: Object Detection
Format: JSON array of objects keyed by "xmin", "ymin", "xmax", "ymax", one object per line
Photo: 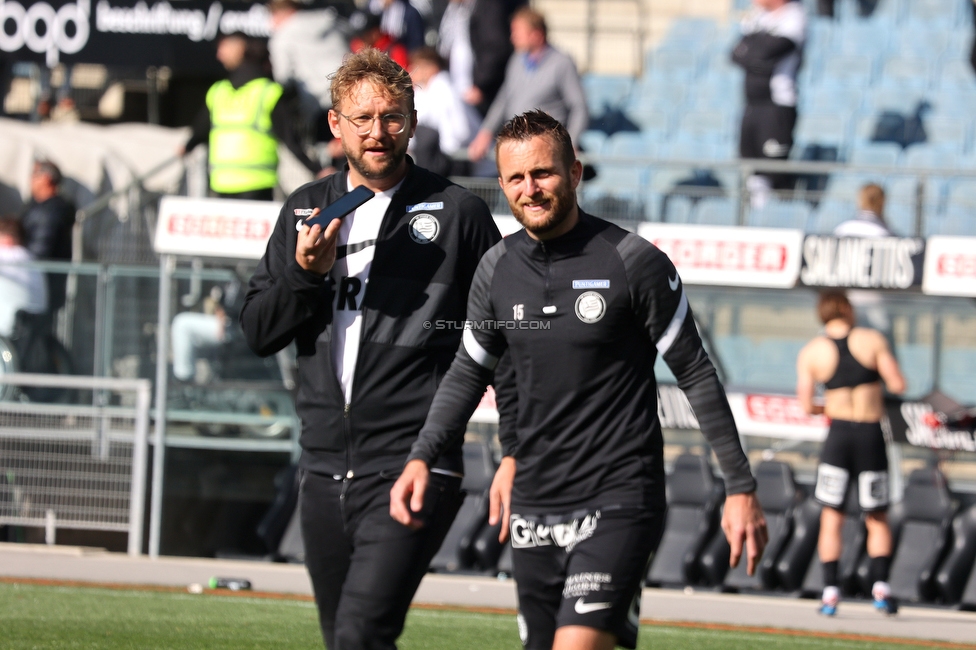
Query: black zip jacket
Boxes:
[
  {"xmin": 241, "ymin": 161, "xmax": 502, "ymax": 477},
  {"xmin": 408, "ymin": 212, "xmax": 756, "ymax": 516}
]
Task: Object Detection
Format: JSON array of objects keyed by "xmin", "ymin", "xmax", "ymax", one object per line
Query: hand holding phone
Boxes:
[{"xmin": 305, "ymin": 185, "xmax": 375, "ymax": 229}]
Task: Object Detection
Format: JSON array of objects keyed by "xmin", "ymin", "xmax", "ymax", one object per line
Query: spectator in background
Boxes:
[
  {"xmin": 731, "ymin": 0, "xmax": 806, "ymax": 209},
  {"xmin": 21, "ymin": 159, "xmax": 73, "ymax": 317},
  {"xmin": 0, "ymin": 215, "xmax": 47, "ymax": 338},
  {"xmin": 267, "ymin": 0, "xmax": 350, "ymax": 143},
  {"xmin": 408, "ymin": 47, "xmax": 480, "ymax": 175},
  {"xmin": 368, "ymin": 0, "xmax": 427, "ymax": 53},
  {"xmin": 351, "ymin": 10, "xmax": 411, "ymax": 69},
  {"xmin": 438, "ymin": 0, "xmax": 514, "ymax": 117},
  {"xmin": 182, "ymin": 32, "xmax": 324, "ymax": 201},
  {"xmin": 467, "ymin": 7, "xmax": 588, "ymax": 163},
  {"xmin": 834, "ymin": 183, "xmax": 895, "ymax": 338}
]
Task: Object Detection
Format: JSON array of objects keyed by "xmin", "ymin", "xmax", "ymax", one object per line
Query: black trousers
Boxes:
[
  {"xmin": 300, "ymin": 470, "xmax": 463, "ymax": 650},
  {"xmin": 817, "ymin": 0, "xmax": 879, "ymax": 17}
]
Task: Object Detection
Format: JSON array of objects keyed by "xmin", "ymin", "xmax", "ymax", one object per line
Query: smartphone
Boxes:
[{"xmin": 305, "ymin": 185, "xmax": 375, "ymax": 229}]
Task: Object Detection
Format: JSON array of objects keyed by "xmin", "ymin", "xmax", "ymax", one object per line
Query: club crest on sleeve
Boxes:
[
  {"xmin": 409, "ymin": 214, "xmax": 440, "ymax": 244},
  {"xmin": 575, "ymin": 291, "xmax": 606, "ymax": 323}
]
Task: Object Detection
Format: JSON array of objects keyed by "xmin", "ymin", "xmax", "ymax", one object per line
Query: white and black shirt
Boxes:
[{"xmin": 733, "ymin": 0, "xmax": 806, "ymax": 107}]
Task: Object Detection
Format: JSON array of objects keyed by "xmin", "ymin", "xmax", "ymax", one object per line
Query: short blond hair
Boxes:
[
  {"xmin": 330, "ymin": 48, "xmax": 414, "ymax": 113},
  {"xmin": 512, "ymin": 7, "xmax": 547, "ymax": 38},
  {"xmin": 857, "ymin": 183, "xmax": 885, "ymax": 217}
]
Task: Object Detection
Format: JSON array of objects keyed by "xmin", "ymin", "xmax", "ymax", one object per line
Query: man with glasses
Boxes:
[{"xmin": 241, "ymin": 49, "xmax": 505, "ymax": 649}]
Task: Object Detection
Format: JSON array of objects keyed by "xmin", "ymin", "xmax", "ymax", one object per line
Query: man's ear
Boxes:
[
  {"xmin": 570, "ymin": 159, "xmax": 583, "ymax": 190},
  {"xmin": 328, "ymin": 110, "xmax": 342, "ymax": 139}
]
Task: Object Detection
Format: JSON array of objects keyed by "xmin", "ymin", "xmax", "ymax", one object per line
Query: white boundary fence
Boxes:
[{"xmin": 0, "ymin": 374, "xmax": 151, "ymax": 556}]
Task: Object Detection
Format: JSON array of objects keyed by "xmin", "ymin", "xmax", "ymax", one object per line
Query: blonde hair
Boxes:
[{"xmin": 330, "ymin": 48, "xmax": 414, "ymax": 113}]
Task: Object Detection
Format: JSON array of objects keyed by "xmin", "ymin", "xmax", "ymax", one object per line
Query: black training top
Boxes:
[
  {"xmin": 408, "ymin": 212, "xmax": 756, "ymax": 517},
  {"xmin": 824, "ymin": 336, "xmax": 880, "ymax": 390}
]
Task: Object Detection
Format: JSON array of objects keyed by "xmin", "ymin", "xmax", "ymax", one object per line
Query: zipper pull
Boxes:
[{"xmin": 343, "ymin": 403, "xmax": 350, "ymax": 417}]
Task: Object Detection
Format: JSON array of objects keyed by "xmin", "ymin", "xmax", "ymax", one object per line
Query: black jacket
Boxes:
[
  {"xmin": 409, "ymin": 212, "xmax": 756, "ymax": 516},
  {"xmin": 241, "ymin": 161, "xmax": 502, "ymax": 477},
  {"xmin": 22, "ymin": 195, "xmax": 74, "ymax": 261}
]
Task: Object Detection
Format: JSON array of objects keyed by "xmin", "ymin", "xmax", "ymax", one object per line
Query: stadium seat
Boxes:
[
  {"xmin": 625, "ymin": 108, "xmax": 672, "ymax": 135},
  {"xmin": 934, "ymin": 505, "xmax": 976, "ymax": 604},
  {"xmin": 879, "ymin": 57, "xmax": 933, "ymax": 91},
  {"xmin": 884, "ymin": 202, "xmax": 917, "ymax": 236},
  {"xmin": 801, "ymin": 483, "xmax": 866, "ymax": 597},
  {"xmin": 581, "ymin": 74, "xmax": 635, "ymax": 114},
  {"xmin": 808, "ymin": 199, "xmax": 852, "ymax": 234},
  {"xmin": 663, "ymin": 195, "xmax": 693, "ymax": 224},
  {"xmin": 894, "ymin": 344, "xmax": 934, "ymax": 398},
  {"xmin": 604, "ymin": 132, "xmax": 655, "ymax": 158},
  {"xmin": 824, "ymin": 173, "xmax": 884, "ymax": 202},
  {"xmin": 822, "ymin": 54, "xmax": 876, "ymax": 87},
  {"xmin": 850, "ymin": 142, "xmax": 902, "ymax": 167},
  {"xmin": 775, "ymin": 496, "xmax": 822, "ymax": 592},
  {"xmin": 578, "ymin": 130, "xmax": 608, "ymax": 156},
  {"xmin": 429, "ymin": 438, "xmax": 496, "ymax": 573},
  {"xmin": 902, "ymin": 144, "xmax": 961, "ymax": 169},
  {"xmin": 922, "ymin": 116, "xmax": 972, "ymax": 151},
  {"xmin": 691, "ymin": 197, "xmax": 738, "ymax": 226},
  {"xmin": 645, "ymin": 49, "xmax": 701, "ymax": 81},
  {"xmin": 646, "ymin": 453, "xmax": 723, "ymax": 587},
  {"xmin": 677, "ymin": 111, "xmax": 732, "ymax": 141},
  {"xmin": 938, "ymin": 348, "xmax": 976, "ymax": 406},
  {"xmin": 880, "ymin": 468, "xmax": 956, "ymax": 603},
  {"xmin": 699, "ymin": 461, "xmax": 801, "ymax": 591},
  {"xmin": 580, "ymin": 185, "xmax": 645, "ymax": 222},
  {"xmin": 793, "ymin": 114, "xmax": 848, "ymax": 151},
  {"xmin": 747, "ymin": 200, "xmax": 812, "ymax": 230}
]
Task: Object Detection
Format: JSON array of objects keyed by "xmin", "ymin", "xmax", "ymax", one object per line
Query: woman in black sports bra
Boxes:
[{"xmin": 796, "ymin": 291, "xmax": 905, "ymax": 617}]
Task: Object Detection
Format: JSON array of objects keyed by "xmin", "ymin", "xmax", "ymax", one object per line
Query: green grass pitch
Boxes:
[{"xmin": 0, "ymin": 581, "xmax": 959, "ymax": 650}]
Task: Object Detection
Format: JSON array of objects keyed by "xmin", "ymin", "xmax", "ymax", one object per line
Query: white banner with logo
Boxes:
[
  {"xmin": 922, "ymin": 236, "xmax": 976, "ymax": 298},
  {"xmin": 637, "ymin": 223, "xmax": 804, "ymax": 288},
  {"xmin": 726, "ymin": 393, "xmax": 828, "ymax": 441},
  {"xmin": 154, "ymin": 196, "xmax": 281, "ymax": 259}
]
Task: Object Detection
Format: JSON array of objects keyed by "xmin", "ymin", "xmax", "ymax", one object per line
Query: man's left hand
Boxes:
[{"xmin": 722, "ymin": 491, "xmax": 768, "ymax": 576}]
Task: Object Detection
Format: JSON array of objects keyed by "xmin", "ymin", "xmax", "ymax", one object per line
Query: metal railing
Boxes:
[{"xmin": 0, "ymin": 374, "xmax": 151, "ymax": 556}]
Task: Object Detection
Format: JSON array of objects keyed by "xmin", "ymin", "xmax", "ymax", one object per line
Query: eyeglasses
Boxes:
[{"xmin": 335, "ymin": 111, "xmax": 409, "ymax": 136}]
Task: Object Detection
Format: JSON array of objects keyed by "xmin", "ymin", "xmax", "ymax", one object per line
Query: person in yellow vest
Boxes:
[{"xmin": 182, "ymin": 32, "xmax": 326, "ymax": 200}]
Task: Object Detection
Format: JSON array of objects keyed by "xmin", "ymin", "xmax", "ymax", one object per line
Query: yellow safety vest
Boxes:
[{"xmin": 206, "ymin": 78, "xmax": 283, "ymax": 194}]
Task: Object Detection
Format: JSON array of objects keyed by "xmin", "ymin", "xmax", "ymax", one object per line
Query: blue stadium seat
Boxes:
[
  {"xmin": 581, "ymin": 73, "xmax": 635, "ymax": 114},
  {"xmin": 938, "ymin": 60, "xmax": 976, "ymax": 92},
  {"xmin": 879, "ymin": 57, "xmax": 933, "ymax": 91},
  {"xmin": 924, "ymin": 116, "xmax": 972, "ymax": 151},
  {"xmin": 945, "ymin": 178, "xmax": 976, "ymax": 210},
  {"xmin": 802, "ymin": 84, "xmax": 865, "ymax": 118},
  {"xmin": 579, "ymin": 185, "xmax": 645, "ymax": 222},
  {"xmin": 747, "ymin": 200, "xmax": 812, "ymax": 230},
  {"xmin": 677, "ymin": 111, "xmax": 732, "ymax": 141},
  {"xmin": 885, "ymin": 202, "xmax": 917, "ymax": 236},
  {"xmin": 691, "ymin": 197, "xmax": 738, "ymax": 226},
  {"xmin": 889, "ymin": 29, "xmax": 949, "ymax": 62},
  {"xmin": 809, "ymin": 198, "xmax": 853, "ymax": 234},
  {"xmin": 902, "ymin": 144, "xmax": 962, "ymax": 169},
  {"xmin": 604, "ymin": 131, "xmax": 655, "ymax": 158},
  {"xmin": 939, "ymin": 348, "xmax": 976, "ymax": 405},
  {"xmin": 663, "ymin": 17, "xmax": 719, "ymax": 47},
  {"xmin": 936, "ymin": 206, "xmax": 976, "ymax": 236},
  {"xmin": 894, "ymin": 344, "xmax": 935, "ymax": 398},
  {"xmin": 578, "ymin": 129, "xmax": 608, "ymax": 155},
  {"xmin": 905, "ymin": 0, "xmax": 962, "ymax": 27},
  {"xmin": 645, "ymin": 49, "xmax": 701, "ymax": 81},
  {"xmin": 663, "ymin": 195, "xmax": 694, "ymax": 224},
  {"xmin": 793, "ymin": 114, "xmax": 849, "ymax": 150},
  {"xmin": 625, "ymin": 108, "xmax": 672, "ymax": 135},
  {"xmin": 822, "ymin": 54, "xmax": 876, "ymax": 87},
  {"xmin": 850, "ymin": 142, "xmax": 902, "ymax": 167},
  {"xmin": 823, "ymin": 173, "xmax": 884, "ymax": 202},
  {"xmin": 866, "ymin": 87, "xmax": 928, "ymax": 115}
]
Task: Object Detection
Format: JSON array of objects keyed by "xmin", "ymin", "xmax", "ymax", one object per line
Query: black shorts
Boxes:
[
  {"xmin": 815, "ymin": 419, "xmax": 889, "ymax": 512},
  {"xmin": 739, "ymin": 103, "xmax": 797, "ymax": 161},
  {"xmin": 510, "ymin": 508, "xmax": 664, "ymax": 650}
]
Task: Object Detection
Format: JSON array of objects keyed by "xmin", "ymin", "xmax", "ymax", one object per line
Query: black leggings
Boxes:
[{"xmin": 300, "ymin": 470, "xmax": 463, "ymax": 649}]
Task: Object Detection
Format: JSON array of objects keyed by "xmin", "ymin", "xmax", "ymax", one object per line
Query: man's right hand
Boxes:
[
  {"xmin": 390, "ymin": 459, "xmax": 430, "ymax": 529},
  {"xmin": 488, "ymin": 456, "xmax": 515, "ymax": 543},
  {"xmin": 296, "ymin": 207, "xmax": 343, "ymax": 275}
]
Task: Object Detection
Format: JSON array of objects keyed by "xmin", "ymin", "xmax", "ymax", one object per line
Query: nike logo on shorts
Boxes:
[{"xmin": 574, "ymin": 598, "xmax": 612, "ymax": 614}]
